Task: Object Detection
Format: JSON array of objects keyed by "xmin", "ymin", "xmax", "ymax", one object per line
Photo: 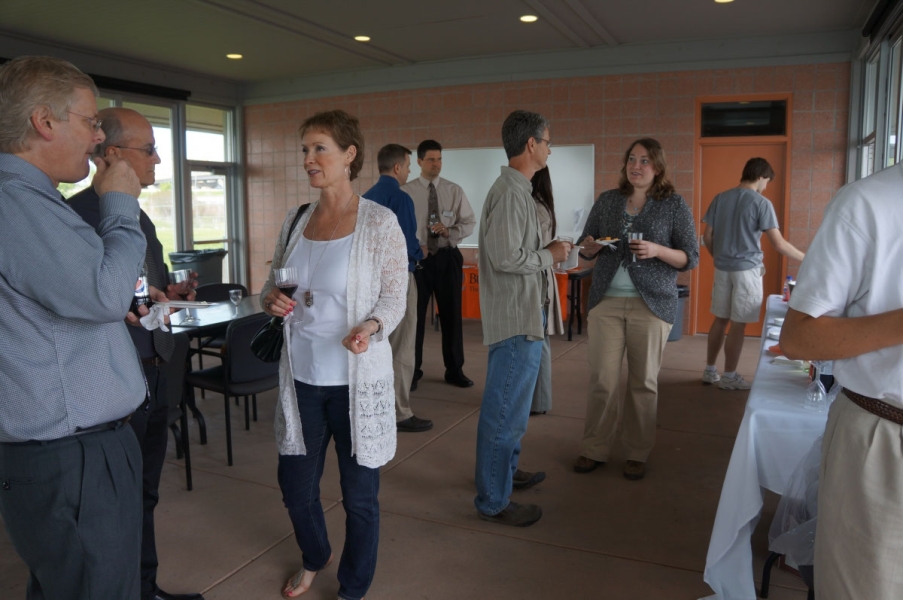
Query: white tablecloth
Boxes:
[{"xmin": 701, "ymin": 295, "xmax": 829, "ymax": 600}]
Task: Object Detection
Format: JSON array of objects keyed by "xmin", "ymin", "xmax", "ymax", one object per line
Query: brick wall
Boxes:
[{"xmin": 245, "ymin": 62, "xmax": 851, "ymax": 322}]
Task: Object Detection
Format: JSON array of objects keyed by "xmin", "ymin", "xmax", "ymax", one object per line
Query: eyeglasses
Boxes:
[
  {"xmin": 66, "ymin": 111, "xmax": 103, "ymax": 132},
  {"xmin": 536, "ymin": 137, "xmax": 552, "ymax": 148},
  {"xmin": 113, "ymin": 145, "xmax": 158, "ymax": 157}
]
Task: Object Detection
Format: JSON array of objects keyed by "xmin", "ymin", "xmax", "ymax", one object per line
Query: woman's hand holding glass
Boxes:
[{"xmin": 265, "ymin": 267, "xmax": 299, "ymax": 319}]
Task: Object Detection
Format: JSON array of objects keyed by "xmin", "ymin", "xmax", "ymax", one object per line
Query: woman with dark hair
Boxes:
[
  {"xmin": 261, "ymin": 109, "xmax": 407, "ymax": 599},
  {"xmin": 529, "ymin": 166, "xmax": 564, "ymax": 415},
  {"xmin": 572, "ymin": 138, "xmax": 698, "ymax": 480}
]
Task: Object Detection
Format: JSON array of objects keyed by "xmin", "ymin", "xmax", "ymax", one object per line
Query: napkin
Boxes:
[{"xmin": 140, "ymin": 304, "xmax": 170, "ymax": 332}]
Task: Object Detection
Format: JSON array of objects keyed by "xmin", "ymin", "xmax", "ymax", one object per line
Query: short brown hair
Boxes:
[
  {"xmin": 0, "ymin": 56, "xmax": 98, "ymax": 154},
  {"xmin": 741, "ymin": 157, "xmax": 775, "ymax": 183},
  {"xmin": 617, "ymin": 138, "xmax": 675, "ymax": 201},
  {"xmin": 299, "ymin": 110, "xmax": 365, "ymax": 181},
  {"xmin": 377, "ymin": 143, "xmax": 411, "ymax": 174}
]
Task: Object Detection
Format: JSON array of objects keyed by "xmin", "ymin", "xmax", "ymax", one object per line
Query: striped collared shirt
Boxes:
[{"xmin": 0, "ymin": 153, "xmax": 147, "ymax": 442}]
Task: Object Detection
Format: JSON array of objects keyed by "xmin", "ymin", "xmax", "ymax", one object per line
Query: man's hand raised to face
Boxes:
[{"xmin": 93, "ymin": 155, "xmax": 141, "ymax": 199}]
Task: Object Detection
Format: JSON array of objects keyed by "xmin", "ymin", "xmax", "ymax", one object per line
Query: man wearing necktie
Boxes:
[
  {"xmin": 70, "ymin": 108, "xmax": 203, "ymax": 600},
  {"xmin": 402, "ymin": 140, "xmax": 477, "ymax": 389}
]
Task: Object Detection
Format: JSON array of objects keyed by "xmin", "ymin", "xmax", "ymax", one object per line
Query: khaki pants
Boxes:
[
  {"xmin": 391, "ymin": 272, "xmax": 418, "ymax": 421},
  {"xmin": 815, "ymin": 392, "xmax": 903, "ymax": 599},
  {"xmin": 580, "ymin": 296, "xmax": 671, "ymax": 463}
]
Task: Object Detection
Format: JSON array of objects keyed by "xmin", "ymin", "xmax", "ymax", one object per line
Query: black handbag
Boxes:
[{"xmin": 250, "ymin": 204, "xmax": 310, "ymax": 362}]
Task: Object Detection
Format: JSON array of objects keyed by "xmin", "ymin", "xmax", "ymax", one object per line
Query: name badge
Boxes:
[{"xmin": 442, "ymin": 210, "xmax": 455, "ymax": 218}]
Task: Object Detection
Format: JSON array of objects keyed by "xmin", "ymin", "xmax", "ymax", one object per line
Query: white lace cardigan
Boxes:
[{"xmin": 260, "ymin": 198, "xmax": 408, "ymax": 468}]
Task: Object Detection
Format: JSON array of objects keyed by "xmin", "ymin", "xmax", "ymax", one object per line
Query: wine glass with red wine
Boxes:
[{"xmin": 273, "ymin": 267, "xmax": 300, "ymax": 321}]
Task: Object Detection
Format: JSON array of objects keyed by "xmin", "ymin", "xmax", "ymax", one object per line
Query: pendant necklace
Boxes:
[{"xmin": 304, "ymin": 190, "xmax": 356, "ymax": 307}]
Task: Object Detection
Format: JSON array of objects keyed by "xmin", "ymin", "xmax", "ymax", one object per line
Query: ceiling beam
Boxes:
[
  {"xmin": 522, "ymin": 0, "xmax": 590, "ymax": 49},
  {"xmin": 563, "ymin": 0, "xmax": 619, "ymax": 47},
  {"xmin": 191, "ymin": 0, "xmax": 414, "ymax": 66}
]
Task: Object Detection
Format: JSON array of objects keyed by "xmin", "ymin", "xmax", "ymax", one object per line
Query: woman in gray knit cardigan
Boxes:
[{"xmin": 573, "ymin": 138, "xmax": 699, "ymax": 481}]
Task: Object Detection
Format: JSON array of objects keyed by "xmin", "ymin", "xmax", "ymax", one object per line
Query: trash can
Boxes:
[
  {"xmin": 169, "ymin": 249, "xmax": 227, "ymax": 285},
  {"xmin": 668, "ymin": 285, "xmax": 690, "ymax": 342}
]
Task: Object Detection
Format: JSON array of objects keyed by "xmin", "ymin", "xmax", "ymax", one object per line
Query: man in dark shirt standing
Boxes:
[
  {"xmin": 364, "ymin": 144, "xmax": 433, "ymax": 432},
  {"xmin": 70, "ymin": 108, "xmax": 203, "ymax": 600}
]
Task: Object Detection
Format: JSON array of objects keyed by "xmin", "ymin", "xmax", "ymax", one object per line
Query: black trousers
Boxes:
[
  {"xmin": 130, "ymin": 363, "xmax": 171, "ymax": 600},
  {"xmin": 414, "ymin": 246, "xmax": 465, "ymax": 377},
  {"xmin": 0, "ymin": 423, "xmax": 142, "ymax": 600}
]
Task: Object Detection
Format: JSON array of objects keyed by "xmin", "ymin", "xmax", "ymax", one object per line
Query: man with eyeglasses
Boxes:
[
  {"xmin": 474, "ymin": 110, "xmax": 570, "ymax": 527},
  {"xmin": 68, "ymin": 108, "xmax": 203, "ymax": 600},
  {"xmin": 401, "ymin": 139, "xmax": 477, "ymax": 391},
  {"xmin": 0, "ymin": 56, "xmax": 147, "ymax": 598}
]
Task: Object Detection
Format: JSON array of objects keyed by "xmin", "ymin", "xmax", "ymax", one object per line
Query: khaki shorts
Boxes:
[{"xmin": 710, "ymin": 266, "xmax": 764, "ymax": 323}]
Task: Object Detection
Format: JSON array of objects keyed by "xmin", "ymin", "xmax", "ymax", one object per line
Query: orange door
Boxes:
[{"xmin": 697, "ymin": 142, "xmax": 787, "ymax": 337}]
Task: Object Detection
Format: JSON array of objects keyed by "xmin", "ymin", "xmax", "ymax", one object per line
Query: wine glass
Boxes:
[
  {"xmin": 273, "ymin": 267, "xmax": 300, "ymax": 321},
  {"xmin": 229, "ymin": 289, "xmax": 243, "ymax": 316},
  {"xmin": 629, "ymin": 232, "xmax": 644, "ymax": 262},
  {"xmin": 171, "ymin": 269, "xmax": 199, "ymax": 325},
  {"xmin": 804, "ymin": 379, "xmax": 827, "ymax": 413}
]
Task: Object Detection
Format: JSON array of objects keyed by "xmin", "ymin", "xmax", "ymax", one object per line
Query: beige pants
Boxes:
[
  {"xmin": 815, "ymin": 392, "xmax": 903, "ymax": 599},
  {"xmin": 391, "ymin": 272, "xmax": 418, "ymax": 421},
  {"xmin": 580, "ymin": 296, "xmax": 671, "ymax": 463}
]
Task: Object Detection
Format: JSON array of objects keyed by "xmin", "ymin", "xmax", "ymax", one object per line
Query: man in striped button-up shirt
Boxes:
[
  {"xmin": 474, "ymin": 110, "xmax": 572, "ymax": 528},
  {"xmin": 0, "ymin": 56, "xmax": 147, "ymax": 599}
]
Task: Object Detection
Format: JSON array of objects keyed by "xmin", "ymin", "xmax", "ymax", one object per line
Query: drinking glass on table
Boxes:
[
  {"xmin": 171, "ymin": 269, "xmax": 199, "ymax": 324},
  {"xmin": 629, "ymin": 232, "xmax": 644, "ymax": 262},
  {"xmin": 229, "ymin": 289, "xmax": 243, "ymax": 316}
]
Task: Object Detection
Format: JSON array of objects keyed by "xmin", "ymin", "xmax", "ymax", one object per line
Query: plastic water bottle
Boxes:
[{"xmin": 782, "ymin": 276, "xmax": 792, "ymax": 302}]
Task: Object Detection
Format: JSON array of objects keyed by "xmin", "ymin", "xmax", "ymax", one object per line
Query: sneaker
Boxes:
[
  {"xmin": 623, "ymin": 460, "xmax": 646, "ymax": 480},
  {"xmin": 702, "ymin": 369, "xmax": 721, "ymax": 385},
  {"xmin": 396, "ymin": 415, "xmax": 433, "ymax": 432},
  {"xmin": 719, "ymin": 374, "xmax": 752, "ymax": 390},
  {"xmin": 478, "ymin": 501, "xmax": 542, "ymax": 527},
  {"xmin": 512, "ymin": 469, "xmax": 546, "ymax": 490},
  {"xmin": 573, "ymin": 455, "xmax": 604, "ymax": 474}
]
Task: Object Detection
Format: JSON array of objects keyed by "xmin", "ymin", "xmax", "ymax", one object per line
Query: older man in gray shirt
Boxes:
[
  {"xmin": 0, "ymin": 56, "xmax": 146, "ymax": 599},
  {"xmin": 474, "ymin": 110, "xmax": 571, "ymax": 528}
]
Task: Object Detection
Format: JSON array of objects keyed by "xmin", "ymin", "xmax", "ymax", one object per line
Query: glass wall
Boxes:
[{"xmin": 58, "ymin": 95, "xmax": 241, "ymax": 282}]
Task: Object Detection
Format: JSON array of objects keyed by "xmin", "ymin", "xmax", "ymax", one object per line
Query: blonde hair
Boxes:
[{"xmin": 0, "ymin": 56, "xmax": 98, "ymax": 153}]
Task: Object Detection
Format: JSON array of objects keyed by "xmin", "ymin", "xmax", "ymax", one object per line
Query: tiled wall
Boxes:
[{"xmin": 245, "ymin": 62, "xmax": 851, "ymax": 328}]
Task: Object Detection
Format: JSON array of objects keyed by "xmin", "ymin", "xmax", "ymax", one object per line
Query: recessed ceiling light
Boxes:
[
  {"xmin": 520, "ymin": 15, "xmax": 538, "ymax": 23},
  {"xmin": 226, "ymin": 53, "xmax": 243, "ymax": 60},
  {"xmin": 354, "ymin": 35, "xmax": 371, "ymax": 42},
  {"xmin": 714, "ymin": 0, "xmax": 734, "ymax": 3}
]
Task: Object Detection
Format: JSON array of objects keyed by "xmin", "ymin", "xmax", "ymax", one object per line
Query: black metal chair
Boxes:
[
  {"xmin": 192, "ymin": 283, "xmax": 250, "ymax": 400},
  {"xmin": 184, "ymin": 313, "xmax": 278, "ymax": 466}
]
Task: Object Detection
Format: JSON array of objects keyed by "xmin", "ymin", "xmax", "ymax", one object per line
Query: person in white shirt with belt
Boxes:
[{"xmin": 402, "ymin": 139, "xmax": 476, "ymax": 389}]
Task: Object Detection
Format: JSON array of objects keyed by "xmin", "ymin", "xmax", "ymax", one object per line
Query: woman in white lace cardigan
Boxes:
[{"xmin": 261, "ymin": 110, "xmax": 407, "ymax": 600}]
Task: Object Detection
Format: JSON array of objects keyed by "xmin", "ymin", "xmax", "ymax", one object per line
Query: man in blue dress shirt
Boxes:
[
  {"xmin": 0, "ymin": 56, "xmax": 146, "ymax": 599},
  {"xmin": 364, "ymin": 144, "xmax": 433, "ymax": 432}
]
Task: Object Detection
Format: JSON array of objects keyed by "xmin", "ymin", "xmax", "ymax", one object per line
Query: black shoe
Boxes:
[
  {"xmin": 512, "ymin": 469, "xmax": 546, "ymax": 490},
  {"xmin": 396, "ymin": 415, "xmax": 433, "ymax": 432},
  {"xmin": 444, "ymin": 371, "xmax": 474, "ymax": 388},
  {"xmin": 529, "ymin": 410, "xmax": 546, "ymax": 416},
  {"xmin": 410, "ymin": 378, "xmax": 418, "ymax": 392},
  {"xmin": 478, "ymin": 501, "xmax": 542, "ymax": 527},
  {"xmin": 413, "ymin": 369, "xmax": 423, "ymax": 382},
  {"xmin": 152, "ymin": 590, "xmax": 204, "ymax": 600}
]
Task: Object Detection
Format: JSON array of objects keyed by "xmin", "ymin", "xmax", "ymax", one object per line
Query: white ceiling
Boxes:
[{"xmin": 0, "ymin": 0, "xmax": 875, "ymax": 84}]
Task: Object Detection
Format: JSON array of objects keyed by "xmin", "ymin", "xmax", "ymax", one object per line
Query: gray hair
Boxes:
[
  {"xmin": 93, "ymin": 108, "xmax": 127, "ymax": 157},
  {"xmin": 501, "ymin": 110, "xmax": 549, "ymax": 159},
  {"xmin": 0, "ymin": 56, "xmax": 98, "ymax": 154}
]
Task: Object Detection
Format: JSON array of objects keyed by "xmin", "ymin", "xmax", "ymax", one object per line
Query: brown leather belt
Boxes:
[{"xmin": 843, "ymin": 388, "xmax": 903, "ymax": 426}]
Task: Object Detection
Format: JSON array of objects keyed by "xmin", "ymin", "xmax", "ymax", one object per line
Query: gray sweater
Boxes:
[{"xmin": 580, "ymin": 189, "xmax": 699, "ymax": 324}]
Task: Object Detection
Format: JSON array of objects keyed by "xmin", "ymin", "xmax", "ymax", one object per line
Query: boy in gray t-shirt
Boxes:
[{"xmin": 700, "ymin": 158, "xmax": 805, "ymax": 390}]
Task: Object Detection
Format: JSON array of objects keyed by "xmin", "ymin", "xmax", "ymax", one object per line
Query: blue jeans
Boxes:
[
  {"xmin": 474, "ymin": 334, "xmax": 543, "ymax": 515},
  {"xmin": 278, "ymin": 381, "xmax": 380, "ymax": 600}
]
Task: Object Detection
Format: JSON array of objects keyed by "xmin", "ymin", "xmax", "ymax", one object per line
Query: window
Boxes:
[
  {"xmin": 885, "ymin": 39, "xmax": 902, "ymax": 167},
  {"xmin": 700, "ymin": 101, "xmax": 787, "ymax": 137}
]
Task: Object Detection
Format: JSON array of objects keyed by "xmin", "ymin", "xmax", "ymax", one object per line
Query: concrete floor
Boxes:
[{"xmin": 0, "ymin": 320, "xmax": 808, "ymax": 599}]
